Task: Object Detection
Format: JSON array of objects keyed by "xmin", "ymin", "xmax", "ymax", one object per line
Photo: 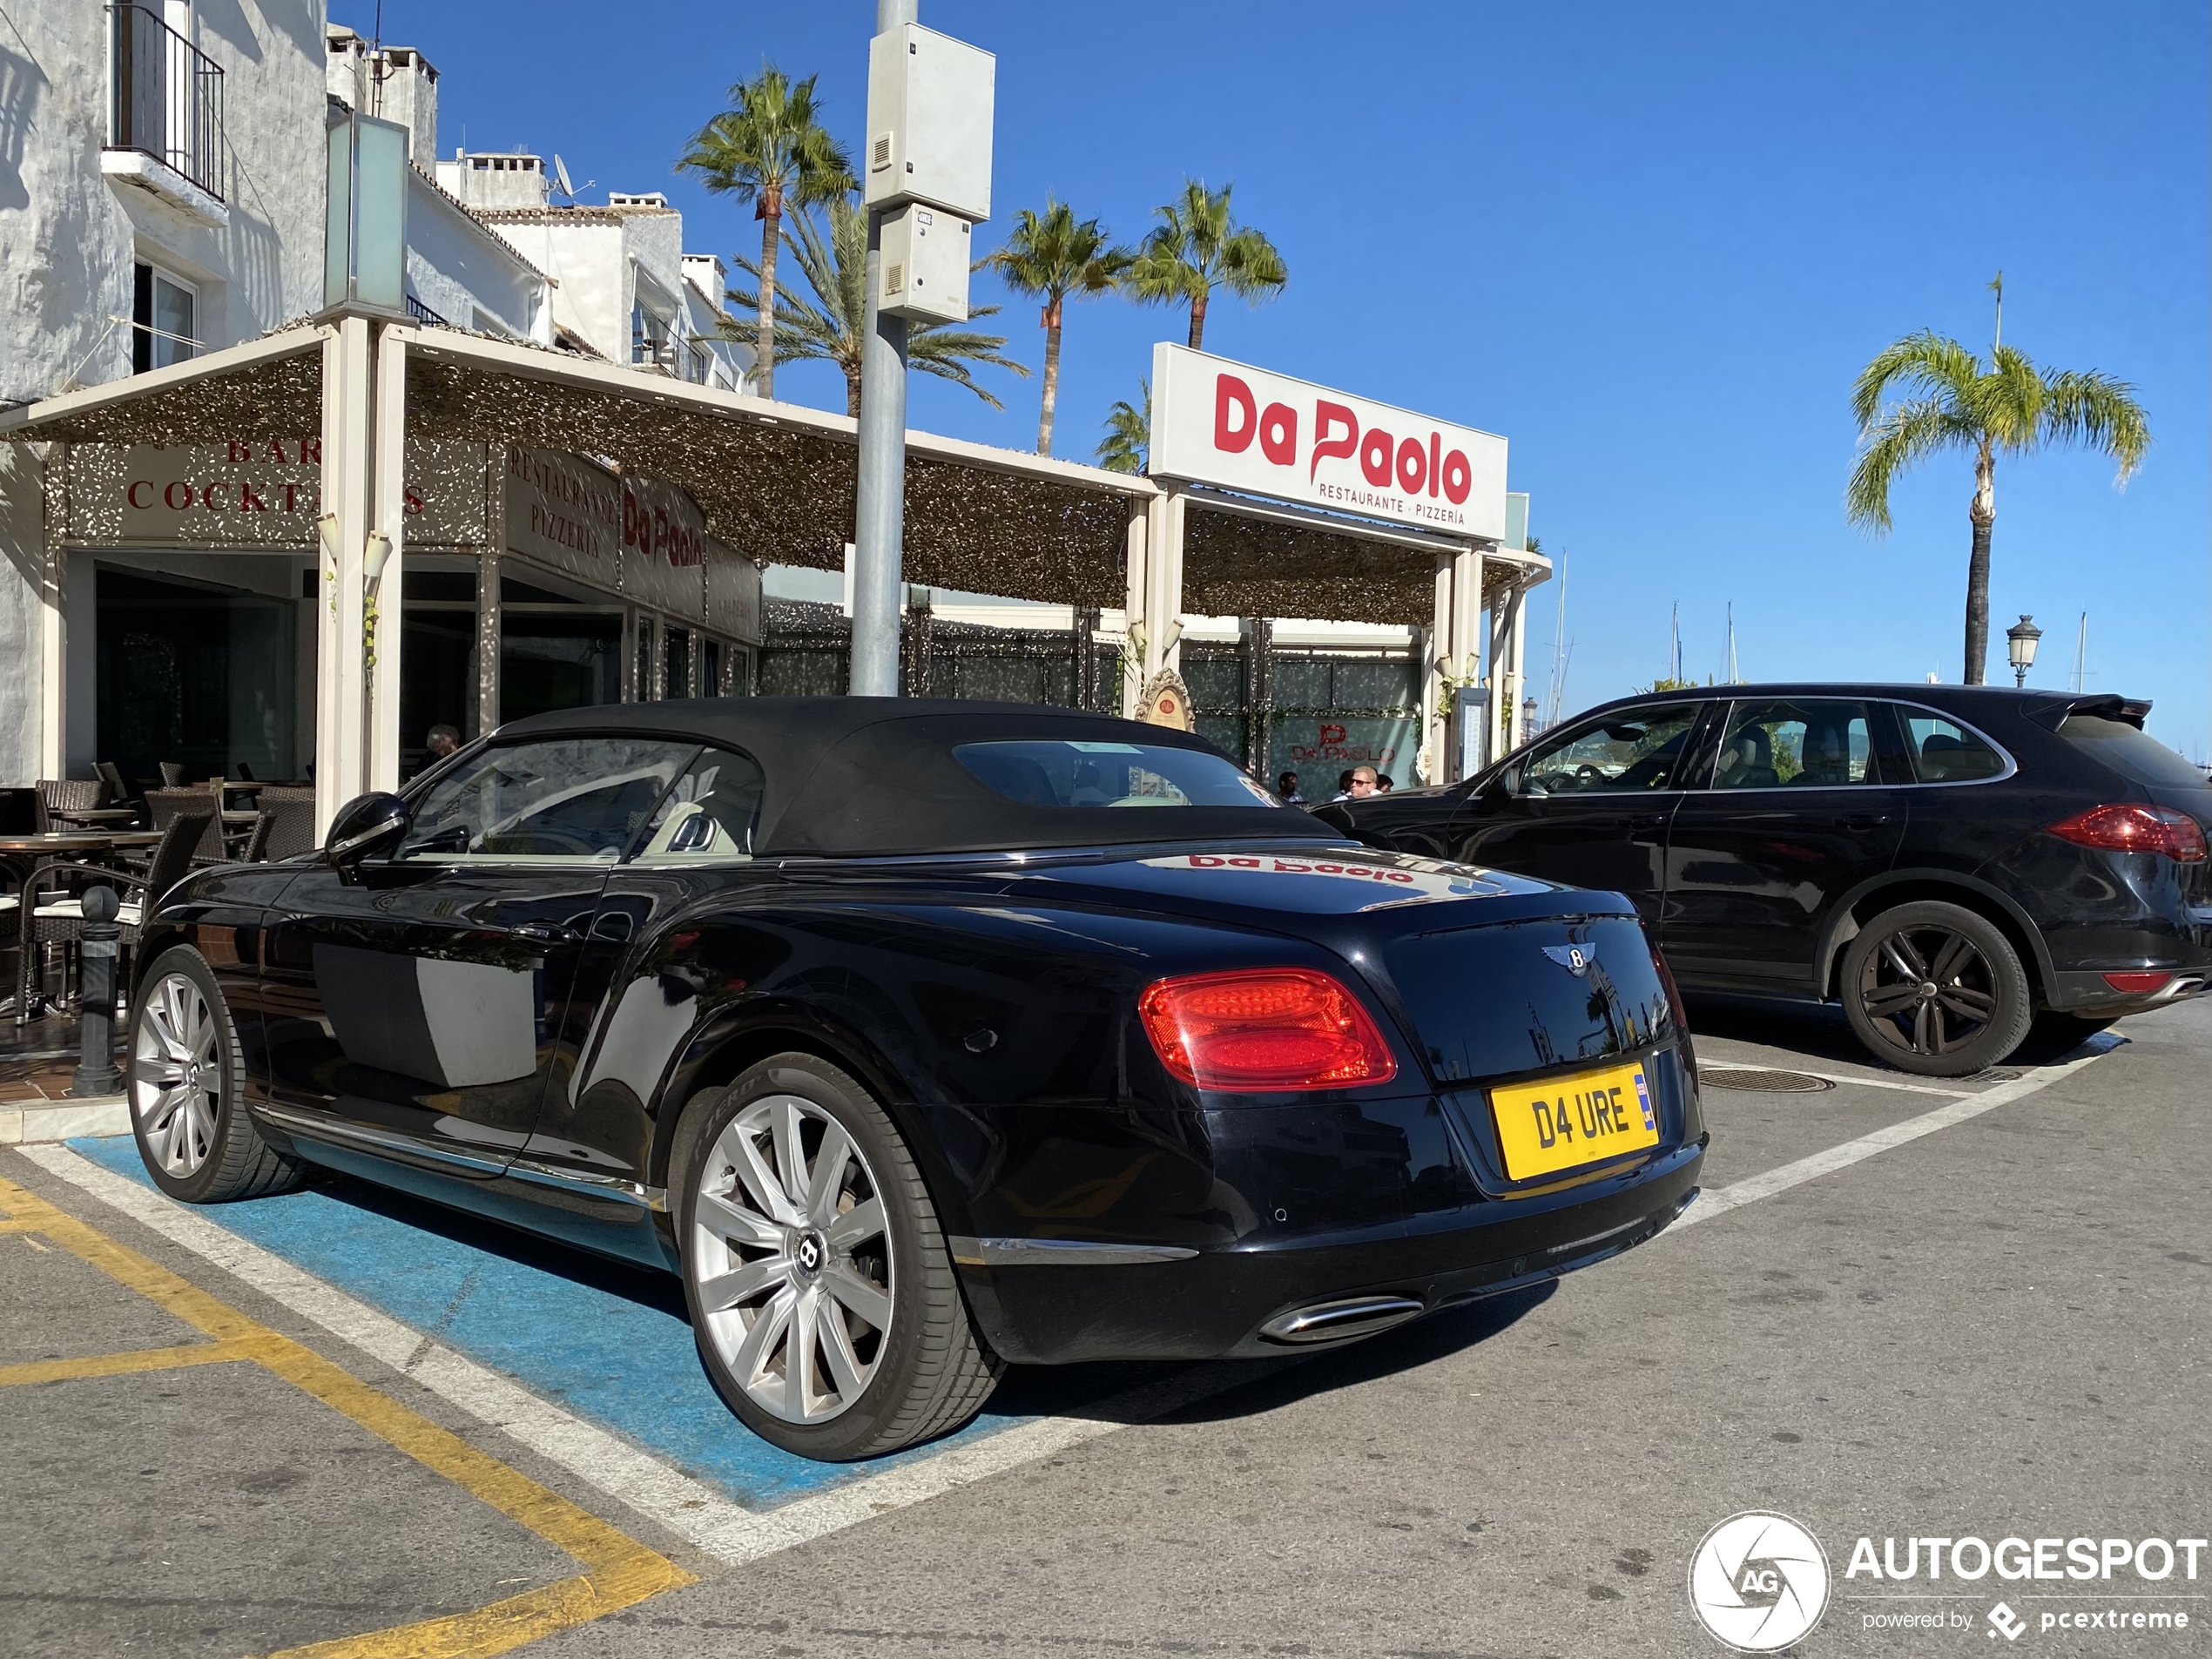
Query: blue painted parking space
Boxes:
[{"xmin": 69, "ymin": 1135, "xmax": 1163, "ymax": 1511}]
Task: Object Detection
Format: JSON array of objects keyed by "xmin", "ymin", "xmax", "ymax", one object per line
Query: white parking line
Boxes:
[
  {"xmin": 1672, "ymin": 1036, "xmax": 2123, "ymax": 1233},
  {"xmin": 17, "ymin": 1038, "xmax": 2122, "ymax": 1569}
]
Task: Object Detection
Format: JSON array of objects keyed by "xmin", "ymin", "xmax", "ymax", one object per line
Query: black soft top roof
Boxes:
[{"xmin": 497, "ymin": 697, "xmax": 1334, "ymax": 857}]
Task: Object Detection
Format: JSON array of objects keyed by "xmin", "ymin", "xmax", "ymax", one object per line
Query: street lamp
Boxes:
[
  {"xmin": 1521, "ymin": 695, "xmax": 1539, "ymax": 738},
  {"xmin": 2006, "ymin": 614, "xmax": 2042, "ymax": 688}
]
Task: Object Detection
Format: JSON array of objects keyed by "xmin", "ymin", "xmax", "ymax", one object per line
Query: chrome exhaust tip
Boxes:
[{"xmin": 1258, "ymin": 1295, "xmax": 1426, "ymax": 1345}]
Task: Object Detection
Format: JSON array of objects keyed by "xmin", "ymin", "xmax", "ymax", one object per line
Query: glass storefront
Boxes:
[
  {"xmin": 501, "ymin": 610, "xmax": 624, "ymax": 723},
  {"xmin": 96, "ymin": 566, "xmax": 298, "ymax": 784}
]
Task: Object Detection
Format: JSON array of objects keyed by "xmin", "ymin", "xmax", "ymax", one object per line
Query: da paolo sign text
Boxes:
[{"xmin": 1149, "ymin": 344, "xmax": 1507, "ymax": 540}]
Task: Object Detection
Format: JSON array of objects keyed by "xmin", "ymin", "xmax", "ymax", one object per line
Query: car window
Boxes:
[
  {"xmin": 399, "ymin": 737, "xmax": 697, "ymax": 863},
  {"xmin": 1519, "ymin": 704, "xmax": 1703, "ymax": 795},
  {"xmin": 2058, "ymin": 715, "xmax": 2211, "ymax": 792},
  {"xmin": 1898, "ymin": 711, "xmax": 2008, "ymax": 784},
  {"xmin": 1714, "ymin": 698, "xmax": 1877, "ymax": 789},
  {"xmin": 629, "ymin": 745, "xmax": 765, "ymax": 862},
  {"xmin": 952, "ymin": 740, "xmax": 1279, "ymax": 809}
]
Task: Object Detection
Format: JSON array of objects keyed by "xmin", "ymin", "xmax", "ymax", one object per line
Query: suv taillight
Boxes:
[
  {"xmin": 2047, "ymin": 804, "xmax": 2208, "ymax": 863},
  {"xmin": 1137, "ymin": 968, "xmax": 1397, "ymax": 1091}
]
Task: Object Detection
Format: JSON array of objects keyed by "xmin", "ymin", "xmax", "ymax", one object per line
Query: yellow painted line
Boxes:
[
  {"xmin": 0, "ymin": 1336, "xmax": 258, "ymax": 1388},
  {"xmin": 0, "ymin": 1171, "xmax": 693, "ymax": 1658},
  {"xmin": 0, "ymin": 1217, "xmax": 45, "ymax": 1232}
]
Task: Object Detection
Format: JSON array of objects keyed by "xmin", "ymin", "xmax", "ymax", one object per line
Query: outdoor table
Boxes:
[
  {"xmin": 0, "ymin": 830, "xmax": 162, "ymax": 1016},
  {"xmin": 210, "ymin": 780, "xmax": 264, "ymax": 798},
  {"xmin": 52, "ymin": 806, "xmax": 139, "ymax": 826}
]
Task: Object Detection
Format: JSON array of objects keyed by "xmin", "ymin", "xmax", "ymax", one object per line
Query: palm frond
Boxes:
[
  {"xmin": 1850, "ymin": 330, "xmax": 1982, "ymax": 432},
  {"xmin": 1096, "ymin": 378, "xmax": 1150, "ymax": 474},
  {"xmin": 1116, "ymin": 179, "xmax": 1285, "ymax": 322},
  {"xmin": 1845, "ymin": 396, "xmax": 1973, "ymax": 533},
  {"xmin": 2039, "ymin": 367, "xmax": 2151, "ymax": 483},
  {"xmin": 981, "ymin": 199, "xmax": 1133, "ymax": 305},
  {"xmin": 674, "ymin": 64, "xmax": 853, "ymax": 204}
]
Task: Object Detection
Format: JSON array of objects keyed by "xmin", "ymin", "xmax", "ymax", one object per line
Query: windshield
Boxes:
[
  {"xmin": 953, "ymin": 740, "xmax": 1281, "ymax": 810},
  {"xmin": 2059, "ymin": 715, "xmax": 2211, "ymax": 792}
]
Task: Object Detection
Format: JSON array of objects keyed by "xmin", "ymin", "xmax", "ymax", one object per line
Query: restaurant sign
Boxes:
[
  {"xmin": 504, "ymin": 448, "xmax": 732, "ymax": 624},
  {"xmin": 58, "ymin": 440, "xmax": 493, "ymax": 548},
  {"xmin": 1149, "ymin": 344, "xmax": 1507, "ymax": 541}
]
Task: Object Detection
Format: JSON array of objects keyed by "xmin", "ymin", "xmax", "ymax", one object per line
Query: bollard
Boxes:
[{"xmin": 68, "ymin": 884, "xmax": 126, "ymax": 1099}]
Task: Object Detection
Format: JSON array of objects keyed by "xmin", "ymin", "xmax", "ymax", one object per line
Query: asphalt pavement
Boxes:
[{"xmin": 1, "ymin": 995, "xmax": 2204, "ymax": 1658}]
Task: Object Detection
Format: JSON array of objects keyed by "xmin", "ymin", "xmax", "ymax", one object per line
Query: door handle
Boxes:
[
  {"xmin": 507, "ymin": 921, "xmax": 582, "ymax": 946},
  {"xmin": 1843, "ymin": 813, "xmax": 1891, "ymax": 831},
  {"xmin": 590, "ymin": 911, "xmax": 635, "ymax": 943},
  {"xmin": 1628, "ymin": 813, "xmax": 1668, "ymax": 833}
]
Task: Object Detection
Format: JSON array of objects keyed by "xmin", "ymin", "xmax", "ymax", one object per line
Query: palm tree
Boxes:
[
  {"xmin": 676, "ymin": 66, "xmax": 853, "ymax": 399},
  {"xmin": 1847, "ymin": 295, "xmax": 2148, "ymax": 684},
  {"xmin": 1120, "ymin": 180, "xmax": 1286, "ymax": 350},
  {"xmin": 980, "ymin": 200, "xmax": 1133, "ymax": 455},
  {"xmin": 1096, "ymin": 379, "xmax": 1149, "ymax": 474},
  {"xmin": 725, "ymin": 196, "xmax": 1025, "ymax": 417}
]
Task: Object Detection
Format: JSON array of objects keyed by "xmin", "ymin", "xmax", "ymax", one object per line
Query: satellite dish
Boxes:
[{"xmin": 554, "ymin": 155, "xmax": 575, "ymax": 199}]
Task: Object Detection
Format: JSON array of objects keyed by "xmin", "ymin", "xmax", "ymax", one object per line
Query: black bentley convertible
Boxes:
[{"xmin": 126, "ymin": 699, "xmax": 1706, "ymax": 1460}]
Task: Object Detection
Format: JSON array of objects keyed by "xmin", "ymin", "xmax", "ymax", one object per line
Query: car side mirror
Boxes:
[
  {"xmin": 325, "ymin": 792, "xmax": 411, "ymax": 876},
  {"xmin": 1495, "ymin": 765, "xmax": 1523, "ymax": 799}
]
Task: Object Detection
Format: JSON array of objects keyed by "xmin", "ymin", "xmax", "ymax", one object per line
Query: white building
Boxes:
[
  {"xmin": 0, "ymin": 3, "xmax": 763, "ymax": 795},
  {"xmin": 442, "ymin": 165, "xmax": 750, "ymax": 390}
]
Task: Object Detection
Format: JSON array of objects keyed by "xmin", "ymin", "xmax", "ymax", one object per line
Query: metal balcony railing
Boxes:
[{"xmin": 107, "ymin": 3, "xmax": 226, "ymax": 202}]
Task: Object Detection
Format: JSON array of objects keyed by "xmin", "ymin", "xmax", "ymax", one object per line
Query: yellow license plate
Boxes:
[{"xmin": 1489, "ymin": 1062, "xmax": 1661, "ymax": 1180}]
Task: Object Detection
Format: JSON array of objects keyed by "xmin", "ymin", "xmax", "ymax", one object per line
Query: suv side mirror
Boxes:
[
  {"xmin": 325, "ymin": 792, "xmax": 411, "ymax": 875},
  {"xmin": 1494, "ymin": 764, "xmax": 1522, "ymax": 799}
]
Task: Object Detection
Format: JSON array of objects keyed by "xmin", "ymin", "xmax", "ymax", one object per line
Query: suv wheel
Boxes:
[
  {"xmin": 672, "ymin": 1053, "xmax": 1001, "ymax": 1460},
  {"xmin": 1841, "ymin": 901, "xmax": 2033, "ymax": 1077},
  {"xmin": 128, "ymin": 948, "xmax": 305, "ymax": 1202}
]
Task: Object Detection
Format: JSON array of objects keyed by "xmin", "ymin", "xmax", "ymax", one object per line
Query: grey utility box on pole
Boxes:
[
  {"xmin": 878, "ymin": 206, "xmax": 971, "ymax": 322},
  {"xmin": 865, "ymin": 24, "xmax": 995, "ymax": 221},
  {"xmin": 851, "ymin": 6, "xmax": 995, "ymax": 698}
]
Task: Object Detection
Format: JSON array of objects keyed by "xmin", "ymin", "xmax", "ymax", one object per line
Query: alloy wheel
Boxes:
[
  {"xmin": 1854, "ymin": 923, "xmax": 1998, "ymax": 1059},
  {"xmin": 131, "ymin": 970, "xmax": 222, "ymax": 1177},
  {"xmin": 689, "ymin": 1093, "xmax": 895, "ymax": 1425}
]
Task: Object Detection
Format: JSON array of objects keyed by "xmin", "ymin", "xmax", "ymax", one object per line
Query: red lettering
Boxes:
[
  {"xmin": 163, "ymin": 481, "xmax": 191, "ymax": 509},
  {"xmin": 1428, "ymin": 431, "xmax": 1441, "ymax": 498},
  {"xmin": 1442, "ymin": 448, "xmax": 1472, "ymax": 504},
  {"xmin": 1213, "ymin": 374, "xmax": 1257, "ymax": 453},
  {"xmin": 200, "ymin": 483, "xmax": 221, "ymax": 510},
  {"xmin": 266, "ymin": 440, "xmax": 289, "ymax": 464},
  {"xmin": 300, "ymin": 437, "xmax": 320, "ymax": 464},
  {"xmin": 1320, "ymin": 723, "xmax": 1346, "ymax": 745},
  {"xmin": 283, "ymin": 482, "xmax": 299, "ymax": 512},
  {"xmin": 1310, "ymin": 401, "xmax": 1358, "ymax": 482},
  {"xmin": 1359, "ymin": 427, "xmax": 1394, "ymax": 486},
  {"xmin": 1191, "ymin": 855, "xmax": 1226, "ymax": 867},
  {"xmin": 239, "ymin": 482, "xmax": 267, "ymax": 512},
  {"xmin": 1395, "ymin": 435, "xmax": 1426, "ymax": 494},
  {"xmin": 226, "ymin": 441, "xmax": 252, "ymax": 463},
  {"xmin": 404, "ymin": 486, "xmax": 424, "ymax": 516},
  {"xmin": 1229, "ymin": 857, "xmax": 1260, "ymax": 868},
  {"xmin": 128, "ymin": 480, "xmax": 153, "ymax": 509},
  {"xmin": 1258, "ymin": 401, "xmax": 1297, "ymax": 467}
]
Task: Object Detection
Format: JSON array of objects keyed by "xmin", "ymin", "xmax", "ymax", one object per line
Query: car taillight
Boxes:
[
  {"xmin": 1650, "ymin": 945, "xmax": 1696, "ymax": 1076},
  {"xmin": 2047, "ymin": 804, "xmax": 2208, "ymax": 863},
  {"xmin": 1136, "ymin": 968, "xmax": 1397, "ymax": 1091}
]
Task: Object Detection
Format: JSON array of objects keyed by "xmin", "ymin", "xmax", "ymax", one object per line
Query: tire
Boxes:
[
  {"xmin": 671, "ymin": 1052, "xmax": 1001, "ymax": 1460},
  {"xmin": 1841, "ymin": 901, "xmax": 2033, "ymax": 1077},
  {"xmin": 127, "ymin": 948, "xmax": 305, "ymax": 1203}
]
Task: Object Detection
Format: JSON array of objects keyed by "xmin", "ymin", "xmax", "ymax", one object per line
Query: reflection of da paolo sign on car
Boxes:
[{"xmin": 1149, "ymin": 343, "xmax": 1507, "ymax": 540}]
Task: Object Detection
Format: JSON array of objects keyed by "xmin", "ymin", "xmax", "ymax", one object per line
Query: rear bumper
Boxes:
[
  {"xmin": 2043, "ymin": 967, "xmax": 2209, "ymax": 1016},
  {"xmin": 958, "ymin": 1140, "xmax": 1703, "ymax": 1364}
]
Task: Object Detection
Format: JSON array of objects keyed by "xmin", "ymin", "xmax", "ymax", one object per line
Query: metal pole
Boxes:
[
  {"xmin": 69, "ymin": 885, "xmax": 125, "ymax": 1098},
  {"xmin": 850, "ymin": 0, "xmax": 919, "ymax": 698}
]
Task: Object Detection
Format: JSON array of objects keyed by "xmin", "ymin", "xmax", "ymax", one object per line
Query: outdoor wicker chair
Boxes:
[
  {"xmin": 158, "ymin": 762, "xmax": 187, "ymax": 787},
  {"xmin": 15, "ymin": 807, "xmax": 209, "ymax": 1029},
  {"xmin": 251, "ymin": 786, "xmax": 319, "ymax": 861},
  {"xmin": 33, "ymin": 779, "xmax": 104, "ymax": 833},
  {"xmin": 96, "ymin": 761, "xmax": 144, "ymax": 823},
  {"xmin": 145, "ymin": 787, "xmax": 228, "ymax": 864}
]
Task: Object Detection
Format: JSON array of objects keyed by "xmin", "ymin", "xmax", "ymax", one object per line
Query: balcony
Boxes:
[{"xmin": 103, "ymin": 4, "xmax": 227, "ymax": 225}]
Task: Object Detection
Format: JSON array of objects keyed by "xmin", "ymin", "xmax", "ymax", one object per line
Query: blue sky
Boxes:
[{"xmin": 341, "ymin": 2, "xmax": 2210, "ymax": 757}]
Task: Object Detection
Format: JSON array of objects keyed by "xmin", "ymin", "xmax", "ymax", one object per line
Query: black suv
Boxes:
[{"xmin": 1317, "ymin": 685, "xmax": 2210, "ymax": 1076}]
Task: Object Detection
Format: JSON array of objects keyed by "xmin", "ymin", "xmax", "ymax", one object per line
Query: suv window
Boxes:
[
  {"xmin": 1898, "ymin": 711, "xmax": 2008, "ymax": 784},
  {"xmin": 629, "ymin": 745, "xmax": 766, "ymax": 861},
  {"xmin": 1714, "ymin": 698, "xmax": 1877, "ymax": 789},
  {"xmin": 1518, "ymin": 703, "xmax": 1703, "ymax": 795},
  {"xmin": 2058, "ymin": 715, "xmax": 2211, "ymax": 792},
  {"xmin": 400, "ymin": 737, "xmax": 696, "ymax": 862}
]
